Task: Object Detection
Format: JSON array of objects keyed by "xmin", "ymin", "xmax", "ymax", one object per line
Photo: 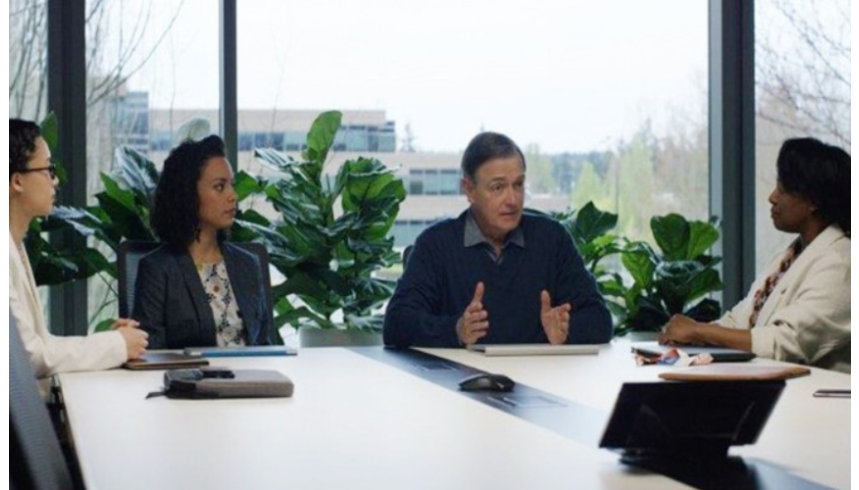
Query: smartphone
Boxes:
[{"xmin": 813, "ymin": 389, "xmax": 850, "ymax": 398}]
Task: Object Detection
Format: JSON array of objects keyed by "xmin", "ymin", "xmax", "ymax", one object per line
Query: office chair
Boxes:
[
  {"xmin": 9, "ymin": 312, "xmax": 75, "ymax": 490},
  {"xmin": 117, "ymin": 240, "xmax": 274, "ymax": 327},
  {"xmin": 117, "ymin": 240, "xmax": 160, "ymax": 318}
]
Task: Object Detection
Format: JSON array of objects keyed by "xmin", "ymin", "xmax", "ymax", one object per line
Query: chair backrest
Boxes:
[
  {"xmin": 118, "ymin": 240, "xmax": 274, "ymax": 327},
  {"xmin": 9, "ymin": 311, "xmax": 74, "ymax": 490},
  {"xmin": 117, "ymin": 240, "xmax": 160, "ymax": 318}
]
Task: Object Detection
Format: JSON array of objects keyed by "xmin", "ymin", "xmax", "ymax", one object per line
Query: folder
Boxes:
[{"xmin": 123, "ymin": 352, "xmax": 209, "ymax": 370}]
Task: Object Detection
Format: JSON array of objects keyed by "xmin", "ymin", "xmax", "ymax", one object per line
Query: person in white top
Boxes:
[
  {"xmin": 9, "ymin": 118, "xmax": 149, "ymax": 377},
  {"xmin": 660, "ymin": 137, "xmax": 850, "ymax": 372}
]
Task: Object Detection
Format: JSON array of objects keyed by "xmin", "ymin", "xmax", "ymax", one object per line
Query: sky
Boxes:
[{"xmin": 104, "ymin": 0, "xmax": 710, "ymax": 154}]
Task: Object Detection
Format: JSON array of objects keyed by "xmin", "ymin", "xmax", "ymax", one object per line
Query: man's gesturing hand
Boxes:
[
  {"xmin": 540, "ymin": 290, "xmax": 571, "ymax": 345},
  {"xmin": 456, "ymin": 282, "xmax": 489, "ymax": 346}
]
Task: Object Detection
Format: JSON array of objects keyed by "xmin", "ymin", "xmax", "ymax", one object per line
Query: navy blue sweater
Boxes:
[{"xmin": 383, "ymin": 212, "xmax": 612, "ymax": 347}]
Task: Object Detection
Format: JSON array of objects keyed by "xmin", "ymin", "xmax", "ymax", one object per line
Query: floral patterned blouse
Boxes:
[{"xmin": 198, "ymin": 261, "xmax": 246, "ymax": 347}]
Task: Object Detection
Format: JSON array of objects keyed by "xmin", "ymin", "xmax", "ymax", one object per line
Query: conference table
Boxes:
[{"xmin": 56, "ymin": 340, "xmax": 850, "ymax": 489}]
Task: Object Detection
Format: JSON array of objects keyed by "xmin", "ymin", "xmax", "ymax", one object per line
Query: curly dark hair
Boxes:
[
  {"xmin": 777, "ymin": 137, "xmax": 850, "ymax": 236},
  {"xmin": 151, "ymin": 135, "xmax": 227, "ymax": 248},
  {"xmin": 10, "ymin": 119, "xmax": 42, "ymax": 180}
]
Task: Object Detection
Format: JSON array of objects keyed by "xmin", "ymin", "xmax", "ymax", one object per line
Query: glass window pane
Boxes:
[
  {"xmin": 85, "ymin": 0, "xmax": 219, "ymax": 327},
  {"xmin": 238, "ymin": 0, "xmax": 708, "ymax": 266},
  {"xmin": 754, "ymin": 0, "xmax": 850, "ymax": 274},
  {"xmin": 9, "ymin": 0, "xmax": 48, "ymax": 121}
]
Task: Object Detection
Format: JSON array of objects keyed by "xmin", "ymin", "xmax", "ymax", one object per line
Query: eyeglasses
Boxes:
[{"xmin": 19, "ymin": 164, "xmax": 57, "ymax": 179}]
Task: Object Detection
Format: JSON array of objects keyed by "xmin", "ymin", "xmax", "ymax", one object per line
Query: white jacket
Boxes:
[
  {"xmin": 720, "ymin": 225, "xmax": 850, "ymax": 373},
  {"xmin": 9, "ymin": 233, "xmax": 126, "ymax": 377}
]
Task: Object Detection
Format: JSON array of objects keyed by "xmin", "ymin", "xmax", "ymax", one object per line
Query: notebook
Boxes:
[
  {"xmin": 659, "ymin": 364, "xmax": 810, "ymax": 381},
  {"xmin": 631, "ymin": 341, "xmax": 756, "ymax": 362},
  {"xmin": 183, "ymin": 345, "xmax": 298, "ymax": 357},
  {"xmin": 468, "ymin": 344, "xmax": 599, "ymax": 357},
  {"xmin": 123, "ymin": 352, "xmax": 209, "ymax": 370}
]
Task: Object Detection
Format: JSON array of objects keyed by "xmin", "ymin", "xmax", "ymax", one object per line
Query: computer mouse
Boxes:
[{"xmin": 458, "ymin": 373, "xmax": 515, "ymax": 392}]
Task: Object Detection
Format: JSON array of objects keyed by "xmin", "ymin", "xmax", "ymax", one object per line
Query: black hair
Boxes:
[
  {"xmin": 461, "ymin": 132, "xmax": 526, "ymax": 182},
  {"xmin": 9, "ymin": 119, "xmax": 42, "ymax": 180},
  {"xmin": 776, "ymin": 137, "xmax": 850, "ymax": 236},
  {"xmin": 151, "ymin": 135, "xmax": 228, "ymax": 248}
]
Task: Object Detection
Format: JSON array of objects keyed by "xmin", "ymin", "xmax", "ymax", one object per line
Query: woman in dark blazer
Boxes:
[{"xmin": 133, "ymin": 135, "xmax": 272, "ymax": 349}]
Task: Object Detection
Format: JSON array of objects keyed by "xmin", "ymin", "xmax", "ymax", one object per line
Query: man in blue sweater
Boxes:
[{"xmin": 384, "ymin": 132, "xmax": 612, "ymax": 347}]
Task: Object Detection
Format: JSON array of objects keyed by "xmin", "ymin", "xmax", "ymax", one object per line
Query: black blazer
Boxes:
[{"xmin": 132, "ymin": 242, "xmax": 273, "ymax": 349}]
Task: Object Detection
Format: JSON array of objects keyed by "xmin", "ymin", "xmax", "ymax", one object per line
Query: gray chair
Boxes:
[
  {"xmin": 117, "ymin": 240, "xmax": 274, "ymax": 328},
  {"xmin": 9, "ymin": 311, "xmax": 75, "ymax": 490}
]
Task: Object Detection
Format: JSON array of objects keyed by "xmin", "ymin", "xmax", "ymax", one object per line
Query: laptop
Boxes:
[
  {"xmin": 631, "ymin": 341, "xmax": 756, "ymax": 362},
  {"xmin": 468, "ymin": 344, "xmax": 599, "ymax": 357}
]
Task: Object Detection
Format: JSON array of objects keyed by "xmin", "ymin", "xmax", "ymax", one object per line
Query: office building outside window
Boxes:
[{"xmin": 237, "ymin": 0, "xmax": 710, "ymax": 254}]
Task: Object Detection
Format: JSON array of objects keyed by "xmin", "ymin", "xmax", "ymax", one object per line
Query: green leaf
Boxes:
[
  {"xmin": 39, "ymin": 112, "xmax": 68, "ymax": 184},
  {"xmin": 629, "ymin": 295, "xmax": 670, "ymax": 332},
  {"xmin": 621, "ymin": 242, "xmax": 656, "ymax": 288},
  {"xmin": 686, "ymin": 268, "xmax": 723, "ymax": 303},
  {"xmin": 234, "ymin": 171, "xmax": 264, "ymax": 201},
  {"xmin": 573, "ymin": 201, "xmax": 618, "ymax": 244},
  {"xmin": 654, "ymin": 260, "xmax": 701, "ymax": 313},
  {"xmin": 687, "ymin": 219, "xmax": 720, "ymax": 259},
  {"xmin": 343, "ymin": 313, "xmax": 385, "ymax": 332},
  {"xmin": 39, "ymin": 112, "xmax": 59, "ymax": 149},
  {"xmin": 99, "ymin": 173, "xmax": 137, "ymax": 212},
  {"xmin": 304, "ymin": 111, "xmax": 342, "ymax": 169},
  {"xmin": 254, "ymin": 148, "xmax": 294, "ymax": 172},
  {"xmin": 651, "ymin": 213, "xmax": 690, "ymax": 261},
  {"xmin": 112, "ymin": 147, "xmax": 158, "ymax": 202}
]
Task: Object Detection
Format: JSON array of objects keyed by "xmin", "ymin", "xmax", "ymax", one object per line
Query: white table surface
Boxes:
[{"xmin": 57, "ymin": 340, "xmax": 850, "ymax": 490}]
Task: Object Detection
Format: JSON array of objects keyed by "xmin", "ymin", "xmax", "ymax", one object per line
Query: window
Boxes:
[
  {"xmin": 238, "ymin": 0, "xmax": 709, "ymax": 253},
  {"xmin": 85, "ymin": 0, "xmax": 219, "ymax": 325},
  {"xmin": 391, "ymin": 219, "xmax": 444, "ymax": 248},
  {"xmin": 9, "ymin": 0, "xmax": 48, "ymax": 121},
  {"xmin": 754, "ymin": 0, "xmax": 850, "ymax": 273}
]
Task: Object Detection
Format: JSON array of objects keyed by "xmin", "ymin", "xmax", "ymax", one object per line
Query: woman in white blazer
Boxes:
[
  {"xmin": 9, "ymin": 119, "xmax": 148, "ymax": 377},
  {"xmin": 661, "ymin": 137, "xmax": 850, "ymax": 373}
]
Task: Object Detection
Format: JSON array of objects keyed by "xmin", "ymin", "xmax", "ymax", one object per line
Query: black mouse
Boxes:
[{"xmin": 458, "ymin": 373, "xmax": 515, "ymax": 392}]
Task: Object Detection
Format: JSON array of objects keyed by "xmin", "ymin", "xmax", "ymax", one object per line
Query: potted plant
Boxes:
[
  {"xmin": 233, "ymin": 111, "xmax": 406, "ymax": 346},
  {"xmin": 608, "ymin": 213, "xmax": 723, "ymax": 337}
]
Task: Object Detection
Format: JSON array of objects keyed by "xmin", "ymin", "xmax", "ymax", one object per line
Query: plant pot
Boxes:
[{"xmin": 298, "ymin": 327, "xmax": 383, "ymax": 347}]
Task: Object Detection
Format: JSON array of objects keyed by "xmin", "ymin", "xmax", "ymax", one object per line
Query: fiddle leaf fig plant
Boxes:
[
  {"xmin": 233, "ymin": 110, "xmax": 406, "ymax": 332},
  {"xmin": 609, "ymin": 213, "xmax": 723, "ymax": 335}
]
